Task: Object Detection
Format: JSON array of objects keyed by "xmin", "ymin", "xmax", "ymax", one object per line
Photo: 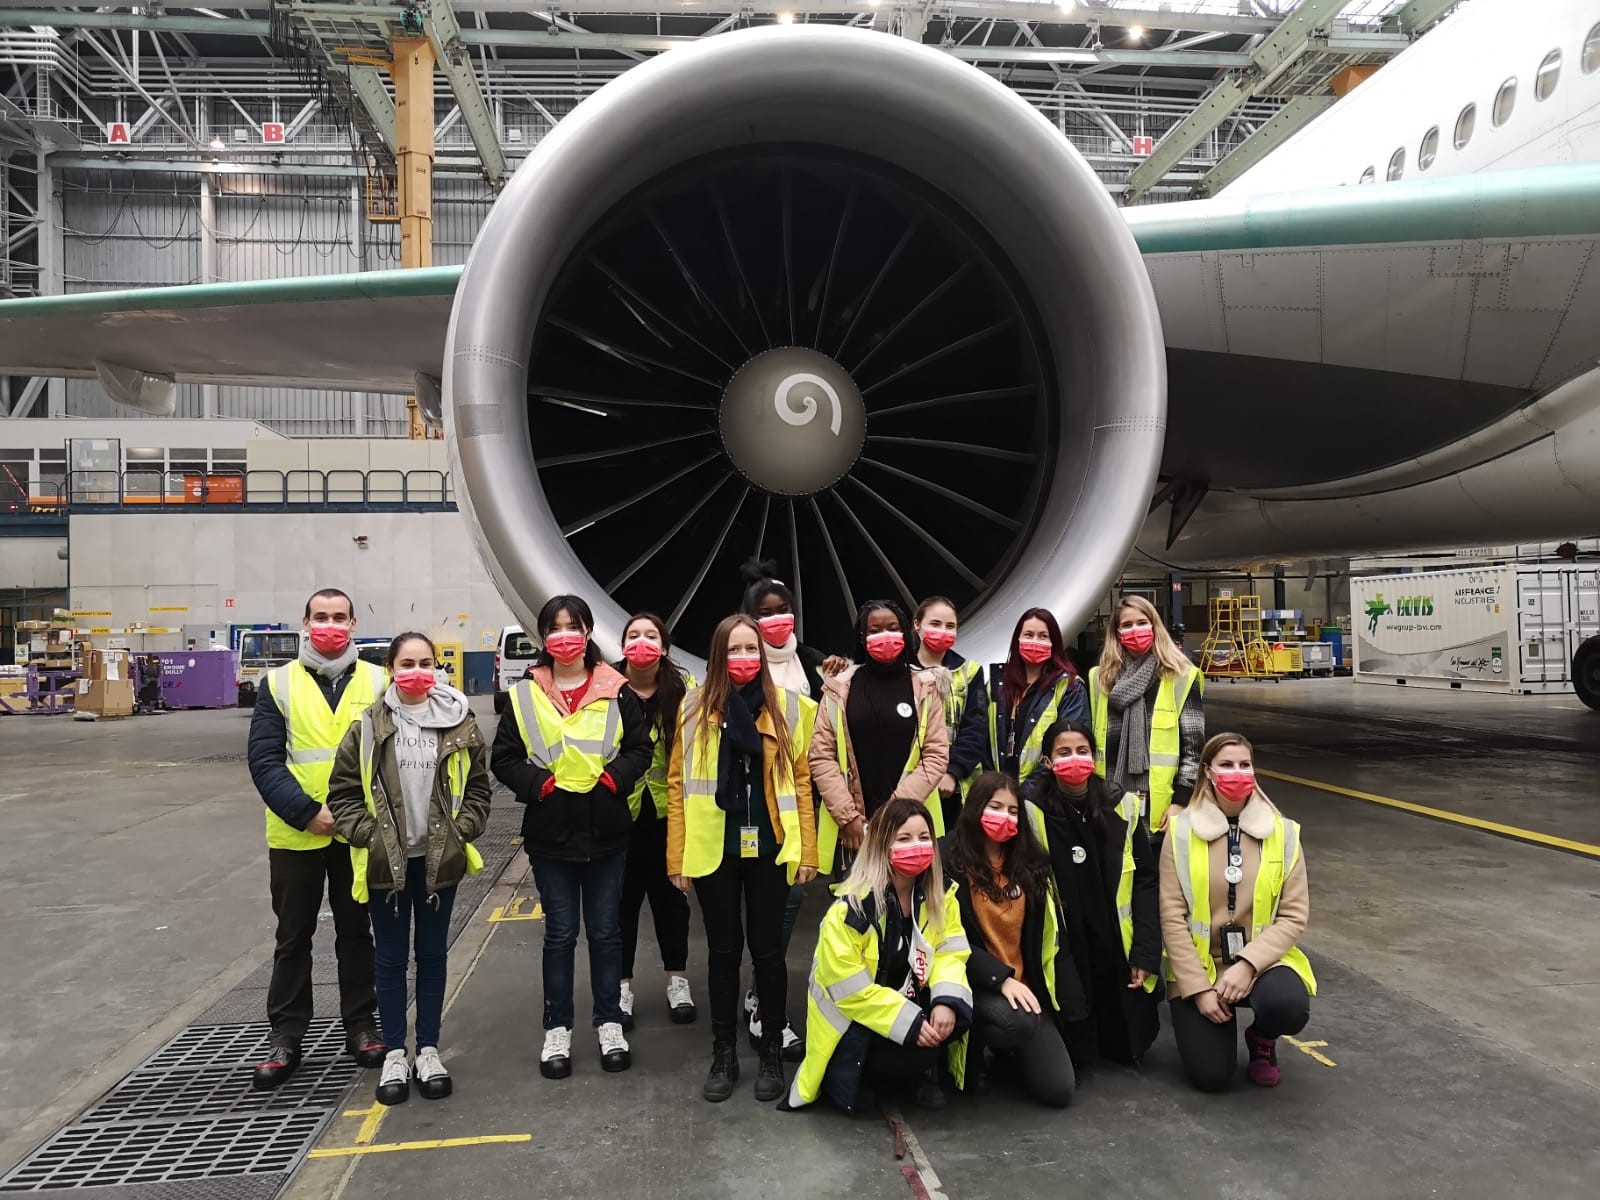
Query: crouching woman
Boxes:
[{"xmin": 781, "ymin": 799, "xmax": 972, "ymax": 1115}]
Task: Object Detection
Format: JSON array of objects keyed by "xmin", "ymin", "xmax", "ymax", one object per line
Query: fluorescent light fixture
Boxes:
[
  {"xmin": 208, "ymin": 135, "xmax": 226, "ymax": 152},
  {"xmin": 1128, "ymin": 24, "xmax": 1146, "ymax": 41},
  {"xmin": 776, "ymin": 11, "xmax": 795, "ymax": 24}
]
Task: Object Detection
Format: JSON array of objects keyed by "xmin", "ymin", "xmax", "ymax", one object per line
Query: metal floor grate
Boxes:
[
  {"xmin": 0, "ymin": 1111, "xmax": 326, "ymax": 1192},
  {"xmin": 82, "ymin": 1056, "xmax": 358, "ymax": 1126},
  {"xmin": 140, "ymin": 1021, "xmax": 347, "ymax": 1072}
]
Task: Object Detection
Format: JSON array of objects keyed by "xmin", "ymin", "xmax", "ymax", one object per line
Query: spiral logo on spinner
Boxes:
[{"xmin": 773, "ymin": 372, "xmax": 842, "ymax": 436}]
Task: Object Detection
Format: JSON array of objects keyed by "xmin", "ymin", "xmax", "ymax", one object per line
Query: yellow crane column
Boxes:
[{"xmin": 391, "ymin": 35, "xmax": 436, "ymax": 440}]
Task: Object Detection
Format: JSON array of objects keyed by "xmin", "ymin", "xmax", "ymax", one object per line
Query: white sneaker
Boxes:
[
  {"xmin": 414, "ymin": 1046, "xmax": 452, "ymax": 1100},
  {"xmin": 666, "ymin": 975, "xmax": 696, "ymax": 1024},
  {"xmin": 619, "ymin": 981, "xmax": 636, "ymax": 1031},
  {"xmin": 744, "ymin": 987, "xmax": 758, "ymax": 1016},
  {"xmin": 540, "ymin": 1026, "xmax": 572, "ymax": 1079},
  {"xmin": 376, "ymin": 1048, "xmax": 410, "ymax": 1106},
  {"xmin": 597, "ymin": 1021, "xmax": 631, "ymax": 1072},
  {"xmin": 780, "ymin": 1022, "xmax": 805, "ymax": 1062}
]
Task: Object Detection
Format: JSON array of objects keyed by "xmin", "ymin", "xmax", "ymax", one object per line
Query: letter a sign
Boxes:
[
  {"xmin": 108, "ymin": 122, "xmax": 131, "ymax": 144},
  {"xmin": 261, "ymin": 122, "xmax": 286, "ymax": 144}
]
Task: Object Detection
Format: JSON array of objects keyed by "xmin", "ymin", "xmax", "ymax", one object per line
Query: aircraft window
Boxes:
[
  {"xmin": 1454, "ymin": 103, "xmax": 1476, "ymax": 149},
  {"xmin": 1492, "ymin": 76, "xmax": 1517, "ymax": 127},
  {"xmin": 1536, "ymin": 49, "xmax": 1561, "ymax": 100},
  {"xmin": 1358, "ymin": 165, "xmax": 1375, "ymax": 184},
  {"xmin": 1418, "ymin": 126, "xmax": 1440, "ymax": 171},
  {"xmin": 1387, "ymin": 147, "xmax": 1405, "ymax": 181},
  {"xmin": 1585, "ymin": 21, "xmax": 1600, "ymax": 74}
]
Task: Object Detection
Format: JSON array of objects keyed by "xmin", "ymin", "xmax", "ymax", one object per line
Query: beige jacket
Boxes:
[
  {"xmin": 808, "ymin": 665, "xmax": 949, "ymax": 827},
  {"xmin": 1158, "ymin": 792, "xmax": 1310, "ymax": 1000}
]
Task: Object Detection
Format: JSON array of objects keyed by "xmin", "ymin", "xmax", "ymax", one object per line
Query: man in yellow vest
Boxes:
[{"xmin": 246, "ymin": 587, "xmax": 388, "ymax": 1090}]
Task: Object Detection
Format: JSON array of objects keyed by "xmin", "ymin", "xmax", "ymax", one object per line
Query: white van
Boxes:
[{"xmin": 494, "ymin": 625, "xmax": 540, "ymax": 712}]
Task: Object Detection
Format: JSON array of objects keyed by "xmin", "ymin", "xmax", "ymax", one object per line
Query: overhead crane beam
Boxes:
[
  {"xmin": 1192, "ymin": 94, "xmax": 1333, "ymax": 197},
  {"xmin": 422, "ymin": 0, "xmax": 507, "ymax": 188},
  {"xmin": 1121, "ymin": 0, "xmax": 1349, "ymax": 204}
]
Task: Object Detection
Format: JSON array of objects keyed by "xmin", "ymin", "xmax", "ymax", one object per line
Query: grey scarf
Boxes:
[
  {"xmin": 1108, "ymin": 651, "xmax": 1159, "ymax": 788},
  {"xmin": 299, "ymin": 635, "xmax": 358, "ymax": 680}
]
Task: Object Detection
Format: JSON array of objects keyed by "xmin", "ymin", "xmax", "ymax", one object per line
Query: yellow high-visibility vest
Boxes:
[
  {"xmin": 988, "ymin": 675, "xmax": 1076, "ymax": 782},
  {"xmin": 941, "ymin": 659, "xmax": 983, "ymax": 794},
  {"xmin": 1025, "ymin": 794, "xmax": 1158, "ymax": 994},
  {"xmin": 674, "ymin": 686, "xmax": 814, "ymax": 883},
  {"xmin": 1088, "ymin": 663, "xmax": 1202, "ymax": 833},
  {"xmin": 266, "ymin": 660, "xmax": 385, "ymax": 850},
  {"xmin": 629, "ymin": 671, "xmax": 698, "ymax": 821},
  {"xmin": 507, "ymin": 678, "xmax": 622, "ymax": 792},
  {"xmin": 349, "ymin": 711, "xmax": 483, "ymax": 904},
  {"xmin": 816, "ymin": 686, "xmax": 944, "ymax": 876},
  {"xmin": 1164, "ymin": 807, "xmax": 1316, "ymax": 995}
]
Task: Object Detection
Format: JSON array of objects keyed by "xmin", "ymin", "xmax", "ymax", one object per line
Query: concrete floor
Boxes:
[{"xmin": 4, "ymin": 680, "xmax": 1599, "ymax": 1197}]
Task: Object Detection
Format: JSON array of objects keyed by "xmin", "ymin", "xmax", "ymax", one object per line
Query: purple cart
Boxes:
[{"xmin": 153, "ymin": 650, "xmax": 239, "ymax": 709}]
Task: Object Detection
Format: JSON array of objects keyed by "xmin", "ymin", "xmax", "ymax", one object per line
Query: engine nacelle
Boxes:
[{"xmin": 445, "ymin": 25, "xmax": 1165, "ymax": 667}]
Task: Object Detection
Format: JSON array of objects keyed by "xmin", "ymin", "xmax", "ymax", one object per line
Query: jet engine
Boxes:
[{"xmin": 445, "ymin": 24, "xmax": 1166, "ymax": 666}]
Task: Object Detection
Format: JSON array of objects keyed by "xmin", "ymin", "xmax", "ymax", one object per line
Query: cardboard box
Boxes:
[
  {"xmin": 77, "ymin": 678, "xmax": 134, "ymax": 717},
  {"xmin": 86, "ymin": 648, "xmax": 130, "ymax": 682}
]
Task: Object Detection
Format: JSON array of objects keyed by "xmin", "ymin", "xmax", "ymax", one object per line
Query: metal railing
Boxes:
[{"xmin": 7, "ymin": 469, "xmax": 456, "ymax": 514}]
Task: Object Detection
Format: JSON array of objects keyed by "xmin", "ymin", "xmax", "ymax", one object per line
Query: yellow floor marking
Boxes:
[
  {"xmin": 339, "ymin": 1102, "xmax": 388, "ymax": 1145},
  {"xmin": 309, "ymin": 1134, "xmax": 532, "ymax": 1159},
  {"xmin": 1258, "ymin": 769, "xmax": 1600, "ymax": 859},
  {"xmin": 488, "ymin": 896, "xmax": 543, "ymax": 922},
  {"xmin": 1284, "ymin": 1035, "xmax": 1337, "ymax": 1068}
]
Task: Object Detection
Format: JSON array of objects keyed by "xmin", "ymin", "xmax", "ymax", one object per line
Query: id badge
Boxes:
[
  {"xmin": 739, "ymin": 825, "xmax": 759, "ymax": 859},
  {"xmin": 1220, "ymin": 922, "xmax": 1247, "ymax": 965}
]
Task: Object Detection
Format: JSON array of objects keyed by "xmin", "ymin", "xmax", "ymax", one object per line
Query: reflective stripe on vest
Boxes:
[
  {"xmin": 942, "ymin": 659, "xmax": 982, "ymax": 793},
  {"xmin": 1088, "ymin": 663, "xmax": 1200, "ymax": 832},
  {"xmin": 629, "ymin": 671, "xmax": 698, "ymax": 821},
  {"xmin": 266, "ymin": 660, "xmax": 384, "ymax": 850},
  {"xmin": 508, "ymin": 679, "xmax": 622, "ymax": 792},
  {"xmin": 676, "ymin": 686, "xmax": 810, "ymax": 883},
  {"xmin": 1165, "ymin": 808, "xmax": 1316, "ymax": 996},
  {"xmin": 989, "ymin": 675, "xmax": 1073, "ymax": 781}
]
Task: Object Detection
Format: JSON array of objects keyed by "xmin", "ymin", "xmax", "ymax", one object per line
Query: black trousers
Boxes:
[
  {"xmin": 693, "ymin": 850, "xmax": 789, "ymax": 1046},
  {"xmin": 973, "ymin": 990, "xmax": 1076, "ymax": 1108},
  {"xmin": 267, "ymin": 844, "xmax": 376, "ymax": 1044},
  {"xmin": 1169, "ymin": 966, "xmax": 1311, "ymax": 1093},
  {"xmin": 620, "ymin": 805, "xmax": 690, "ymax": 977}
]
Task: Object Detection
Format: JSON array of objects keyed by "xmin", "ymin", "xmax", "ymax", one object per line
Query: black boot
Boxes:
[
  {"xmin": 252, "ymin": 1043, "xmax": 301, "ymax": 1092},
  {"xmin": 703, "ymin": 1042, "xmax": 738, "ymax": 1103},
  {"xmin": 347, "ymin": 1028, "xmax": 386, "ymax": 1069},
  {"xmin": 754, "ymin": 1036, "xmax": 786, "ymax": 1102},
  {"xmin": 913, "ymin": 1066, "xmax": 946, "ymax": 1111}
]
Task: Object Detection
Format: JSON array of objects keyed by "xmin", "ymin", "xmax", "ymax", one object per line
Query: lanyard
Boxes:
[{"xmin": 1225, "ymin": 821, "xmax": 1242, "ymax": 916}]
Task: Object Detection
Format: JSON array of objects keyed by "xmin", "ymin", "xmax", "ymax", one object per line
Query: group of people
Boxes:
[{"xmin": 246, "ymin": 563, "xmax": 1315, "ymax": 1116}]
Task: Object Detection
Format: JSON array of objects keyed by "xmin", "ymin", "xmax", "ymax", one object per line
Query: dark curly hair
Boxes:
[{"xmin": 945, "ymin": 771, "xmax": 1053, "ymax": 906}]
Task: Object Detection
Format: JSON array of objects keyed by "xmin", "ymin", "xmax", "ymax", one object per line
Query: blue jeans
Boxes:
[
  {"xmin": 368, "ymin": 855, "xmax": 456, "ymax": 1051},
  {"xmin": 531, "ymin": 852, "xmax": 626, "ymax": 1030}
]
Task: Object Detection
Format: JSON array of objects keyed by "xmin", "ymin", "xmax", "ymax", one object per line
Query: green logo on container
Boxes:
[{"xmin": 1364, "ymin": 592, "xmax": 1433, "ymax": 634}]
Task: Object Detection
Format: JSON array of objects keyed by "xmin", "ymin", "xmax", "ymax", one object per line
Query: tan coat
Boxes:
[
  {"xmin": 808, "ymin": 665, "xmax": 949, "ymax": 828},
  {"xmin": 1159, "ymin": 791, "xmax": 1310, "ymax": 1000}
]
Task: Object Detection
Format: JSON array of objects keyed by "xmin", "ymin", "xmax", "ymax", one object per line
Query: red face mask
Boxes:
[
  {"xmin": 919, "ymin": 628, "xmax": 956, "ymax": 655},
  {"xmin": 1212, "ymin": 768, "xmax": 1256, "ymax": 803},
  {"xmin": 307, "ymin": 623, "xmax": 350, "ymax": 655},
  {"xmin": 622, "ymin": 639, "xmax": 662, "ymax": 668},
  {"xmin": 393, "ymin": 668, "xmax": 436, "ymax": 699},
  {"xmin": 757, "ymin": 613, "xmax": 795, "ymax": 647},
  {"xmin": 1017, "ymin": 639, "xmax": 1053, "ymax": 665},
  {"xmin": 1052, "ymin": 755, "xmax": 1095, "ymax": 787},
  {"xmin": 889, "ymin": 842, "xmax": 934, "ymax": 876},
  {"xmin": 545, "ymin": 630, "xmax": 587, "ymax": 664},
  {"xmin": 866, "ymin": 630, "xmax": 905, "ymax": 663},
  {"xmin": 980, "ymin": 809, "xmax": 1018, "ymax": 843},
  {"xmin": 1119, "ymin": 626, "xmax": 1156, "ymax": 655},
  {"xmin": 726, "ymin": 654, "xmax": 763, "ymax": 685}
]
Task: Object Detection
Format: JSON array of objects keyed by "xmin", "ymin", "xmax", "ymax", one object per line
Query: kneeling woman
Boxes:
[
  {"xmin": 940, "ymin": 773, "xmax": 1080, "ymax": 1107},
  {"xmin": 1161, "ymin": 732, "xmax": 1315, "ymax": 1092},
  {"xmin": 667, "ymin": 614, "xmax": 817, "ymax": 1103},
  {"xmin": 329, "ymin": 632, "xmax": 492, "ymax": 1105},
  {"xmin": 1024, "ymin": 720, "xmax": 1162, "ymax": 1069},
  {"xmin": 782, "ymin": 799, "xmax": 972, "ymax": 1115}
]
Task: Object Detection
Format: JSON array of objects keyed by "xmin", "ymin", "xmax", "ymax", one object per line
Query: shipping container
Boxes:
[{"xmin": 1352, "ymin": 565, "xmax": 1600, "ymax": 695}]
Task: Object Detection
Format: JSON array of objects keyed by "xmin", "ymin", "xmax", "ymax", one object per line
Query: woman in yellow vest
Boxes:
[
  {"xmin": 939, "ymin": 773, "xmax": 1079, "ymax": 1106},
  {"xmin": 327, "ymin": 632, "xmax": 492, "ymax": 1106},
  {"xmin": 809, "ymin": 600, "xmax": 949, "ymax": 877},
  {"xmin": 780, "ymin": 797, "xmax": 971, "ymax": 1115},
  {"xmin": 666, "ymin": 614, "xmax": 817, "ymax": 1104},
  {"xmin": 1022, "ymin": 719, "xmax": 1162, "ymax": 1069},
  {"xmin": 1161, "ymin": 732, "xmax": 1314, "ymax": 1092},
  {"xmin": 490, "ymin": 594, "xmax": 654, "ymax": 1081},
  {"xmin": 1089, "ymin": 595, "xmax": 1204, "ymax": 837},
  {"xmin": 614, "ymin": 612, "xmax": 696, "ymax": 1031},
  {"xmin": 987, "ymin": 607, "xmax": 1088, "ymax": 782},
  {"xmin": 912, "ymin": 596, "xmax": 989, "ymax": 832}
]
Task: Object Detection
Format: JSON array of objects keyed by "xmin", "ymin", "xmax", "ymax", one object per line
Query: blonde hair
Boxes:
[
  {"xmin": 1185, "ymin": 731, "xmax": 1273, "ymax": 811},
  {"xmin": 837, "ymin": 798, "xmax": 944, "ymax": 932},
  {"xmin": 1098, "ymin": 595, "xmax": 1190, "ymax": 688}
]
